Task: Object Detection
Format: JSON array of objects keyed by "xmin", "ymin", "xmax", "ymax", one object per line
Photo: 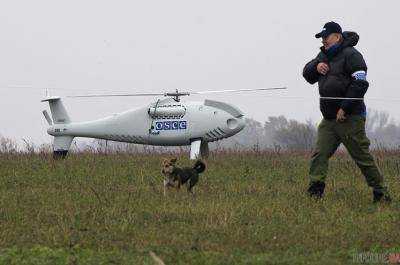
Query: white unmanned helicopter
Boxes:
[{"xmin": 42, "ymin": 88, "xmax": 285, "ymax": 159}]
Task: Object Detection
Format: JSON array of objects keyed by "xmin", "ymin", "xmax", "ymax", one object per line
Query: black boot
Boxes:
[
  {"xmin": 373, "ymin": 189, "xmax": 392, "ymax": 203},
  {"xmin": 307, "ymin": 181, "xmax": 325, "ymax": 199}
]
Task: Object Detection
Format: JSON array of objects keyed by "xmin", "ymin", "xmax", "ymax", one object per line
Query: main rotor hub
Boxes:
[{"xmin": 164, "ymin": 89, "xmax": 190, "ymax": 102}]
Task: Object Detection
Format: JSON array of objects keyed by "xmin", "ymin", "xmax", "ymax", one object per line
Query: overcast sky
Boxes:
[{"xmin": 1, "ymin": 0, "xmax": 399, "ymax": 145}]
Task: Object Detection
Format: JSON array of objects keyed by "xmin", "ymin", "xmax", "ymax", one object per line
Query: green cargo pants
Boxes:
[{"xmin": 309, "ymin": 115, "xmax": 387, "ymax": 192}]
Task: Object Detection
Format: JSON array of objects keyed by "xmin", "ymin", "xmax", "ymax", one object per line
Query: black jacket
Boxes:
[{"xmin": 303, "ymin": 31, "xmax": 368, "ymax": 119}]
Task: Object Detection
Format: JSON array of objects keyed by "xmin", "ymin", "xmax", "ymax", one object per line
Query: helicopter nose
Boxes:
[
  {"xmin": 237, "ymin": 117, "xmax": 245, "ymax": 131},
  {"xmin": 226, "ymin": 116, "xmax": 245, "ymax": 133}
]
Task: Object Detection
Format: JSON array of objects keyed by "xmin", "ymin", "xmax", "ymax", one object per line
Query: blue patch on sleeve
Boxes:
[{"xmin": 352, "ymin": 71, "xmax": 367, "ymax": 81}]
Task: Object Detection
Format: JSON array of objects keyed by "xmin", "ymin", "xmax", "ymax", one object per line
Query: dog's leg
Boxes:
[
  {"xmin": 163, "ymin": 178, "xmax": 177, "ymax": 195},
  {"xmin": 188, "ymin": 184, "xmax": 195, "ymax": 194},
  {"xmin": 177, "ymin": 180, "xmax": 181, "ymax": 190},
  {"xmin": 187, "ymin": 176, "xmax": 198, "ymax": 194},
  {"xmin": 188, "ymin": 184, "xmax": 197, "ymax": 206},
  {"xmin": 163, "ymin": 179, "xmax": 169, "ymax": 196}
]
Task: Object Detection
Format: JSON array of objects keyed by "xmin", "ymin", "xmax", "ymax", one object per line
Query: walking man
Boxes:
[{"xmin": 302, "ymin": 21, "xmax": 391, "ymax": 203}]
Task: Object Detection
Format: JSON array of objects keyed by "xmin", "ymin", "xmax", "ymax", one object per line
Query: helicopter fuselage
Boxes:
[{"xmin": 46, "ymin": 98, "xmax": 246, "ymax": 146}]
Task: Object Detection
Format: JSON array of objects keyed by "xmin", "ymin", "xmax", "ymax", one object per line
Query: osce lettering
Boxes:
[{"xmin": 155, "ymin": 121, "xmax": 187, "ymax": 131}]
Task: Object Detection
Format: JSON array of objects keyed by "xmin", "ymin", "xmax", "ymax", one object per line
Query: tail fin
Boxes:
[
  {"xmin": 41, "ymin": 97, "xmax": 71, "ymax": 124},
  {"xmin": 53, "ymin": 136, "xmax": 74, "ymax": 159},
  {"xmin": 42, "ymin": 96, "xmax": 73, "ymax": 158},
  {"xmin": 193, "ymin": 160, "xmax": 206, "ymax": 173}
]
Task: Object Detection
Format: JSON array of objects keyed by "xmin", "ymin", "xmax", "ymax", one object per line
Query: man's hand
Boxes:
[
  {"xmin": 317, "ymin": 62, "xmax": 330, "ymax": 75},
  {"xmin": 336, "ymin": 108, "xmax": 346, "ymax": 122}
]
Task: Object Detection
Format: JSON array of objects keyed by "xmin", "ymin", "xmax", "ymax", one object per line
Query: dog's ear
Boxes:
[{"xmin": 170, "ymin": 157, "xmax": 177, "ymax": 163}]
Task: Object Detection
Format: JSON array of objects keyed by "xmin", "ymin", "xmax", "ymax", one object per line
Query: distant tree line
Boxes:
[
  {"xmin": 1, "ymin": 109, "xmax": 399, "ymax": 154},
  {"xmin": 220, "ymin": 109, "xmax": 400, "ymax": 151}
]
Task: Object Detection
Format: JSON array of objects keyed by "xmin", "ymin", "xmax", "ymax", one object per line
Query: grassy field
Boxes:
[{"xmin": 0, "ymin": 151, "xmax": 399, "ymax": 264}]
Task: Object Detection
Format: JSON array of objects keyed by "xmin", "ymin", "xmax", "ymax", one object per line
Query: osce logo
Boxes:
[{"xmin": 155, "ymin": 121, "xmax": 187, "ymax": 131}]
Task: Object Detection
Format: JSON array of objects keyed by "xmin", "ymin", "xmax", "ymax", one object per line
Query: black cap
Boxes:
[{"xmin": 315, "ymin": 21, "xmax": 342, "ymax": 38}]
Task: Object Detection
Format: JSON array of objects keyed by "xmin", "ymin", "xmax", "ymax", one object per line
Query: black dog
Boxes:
[{"xmin": 162, "ymin": 158, "xmax": 206, "ymax": 193}]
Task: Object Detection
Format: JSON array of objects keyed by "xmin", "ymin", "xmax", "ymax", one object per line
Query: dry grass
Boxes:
[{"xmin": 0, "ymin": 150, "xmax": 399, "ymax": 264}]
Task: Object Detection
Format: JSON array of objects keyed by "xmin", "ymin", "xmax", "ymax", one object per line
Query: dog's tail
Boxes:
[{"xmin": 193, "ymin": 160, "xmax": 206, "ymax": 173}]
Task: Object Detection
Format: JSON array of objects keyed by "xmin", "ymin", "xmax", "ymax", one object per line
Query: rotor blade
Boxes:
[
  {"xmin": 320, "ymin": 96, "xmax": 364, "ymax": 100},
  {"xmin": 189, "ymin": 87, "xmax": 287, "ymax": 95},
  {"xmin": 320, "ymin": 96, "xmax": 400, "ymax": 101},
  {"xmin": 241, "ymin": 95, "xmax": 400, "ymax": 102},
  {"xmin": 67, "ymin": 92, "xmax": 166, "ymax": 98}
]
